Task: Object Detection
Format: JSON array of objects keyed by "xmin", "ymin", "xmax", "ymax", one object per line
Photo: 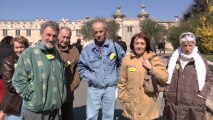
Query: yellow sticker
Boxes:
[
  {"xmin": 176, "ymin": 63, "xmax": 179, "ymax": 70},
  {"xmin": 109, "ymin": 53, "xmax": 116, "ymax": 61},
  {"xmin": 46, "ymin": 54, "xmax": 55, "ymax": 60},
  {"xmin": 14, "ymin": 64, "xmax": 17, "ymax": 68},
  {"xmin": 128, "ymin": 67, "xmax": 136, "ymax": 72},
  {"xmin": 65, "ymin": 61, "xmax": 71, "ymax": 68}
]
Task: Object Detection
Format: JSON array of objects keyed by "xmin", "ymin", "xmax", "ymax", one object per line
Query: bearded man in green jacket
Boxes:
[{"xmin": 12, "ymin": 20, "xmax": 66, "ymax": 120}]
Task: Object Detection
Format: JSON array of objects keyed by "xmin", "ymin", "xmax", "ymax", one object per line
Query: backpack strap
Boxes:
[{"xmin": 113, "ymin": 41, "xmax": 119, "ymax": 68}]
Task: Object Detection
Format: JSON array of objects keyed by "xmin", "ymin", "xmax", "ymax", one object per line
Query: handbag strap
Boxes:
[{"xmin": 148, "ymin": 55, "xmax": 158, "ymax": 93}]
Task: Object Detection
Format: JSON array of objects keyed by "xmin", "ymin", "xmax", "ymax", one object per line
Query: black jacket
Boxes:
[
  {"xmin": 0, "ymin": 44, "xmax": 14, "ymax": 78},
  {"xmin": 116, "ymin": 40, "xmax": 127, "ymax": 53}
]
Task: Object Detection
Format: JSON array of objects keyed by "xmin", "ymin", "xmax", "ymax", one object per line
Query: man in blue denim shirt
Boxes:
[{"xmin": 78, "ymin": 20, "xmax": 125, "ymax": 120}]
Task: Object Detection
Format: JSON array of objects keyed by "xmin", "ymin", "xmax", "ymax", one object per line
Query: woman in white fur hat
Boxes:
[{"xmin": 163, "ymin": 32, "xmax": 213, "ymax": 120}]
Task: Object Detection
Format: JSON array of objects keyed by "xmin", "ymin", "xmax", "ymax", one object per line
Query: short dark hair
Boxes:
[
  {"xmin": 0, "ymin": 36, "xmax": 13, "ymax": 45},
  {"xmin": 60, "ymin": 27, "xmax": 72, "ymax": 35},
  {"xmin": 77, "ymin": 38, "xmax": 81, "ymax": 43},
  {"xmin": 115, "ymin": 36, "xmax": 121, "ymax": 40},
  {"xmin": 130, "ymin": 32, "xmax": 151, "ymax": 53}
]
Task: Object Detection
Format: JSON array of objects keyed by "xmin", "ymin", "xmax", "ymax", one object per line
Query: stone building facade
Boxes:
[{"xmin": 0, "ymin": 4, "xmax": 179, "ymax": 49}]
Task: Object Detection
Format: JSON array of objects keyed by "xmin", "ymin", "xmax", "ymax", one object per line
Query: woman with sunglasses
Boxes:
[{"xmin": 163, "ymin": 32, "xmax": 213, "ymax": 120}]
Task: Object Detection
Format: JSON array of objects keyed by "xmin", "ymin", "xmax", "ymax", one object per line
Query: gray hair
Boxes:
[
  {"xmin": 40, "ymin": 20, "xmax": 59, "ymax": 34},
  {"xmin": 59, "ymin": 27, "xmax": 72, "ymax": 34},
  {"xmin": 92, "ymin": 19, "xmax": 108, "ymax": 31},
  {"xmin": 179, "ymin": 32, "xmax": 196, "ymax": 45}
]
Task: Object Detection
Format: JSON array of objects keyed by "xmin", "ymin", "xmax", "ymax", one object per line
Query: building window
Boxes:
[
  {"xmin": 3, "ymin": 29, "xmax": 7, "ymax": 36},
  {"xmin": 76, "ymin": 30, "xmax": 81, "ymax": 37},
  {"xmin": 127, "ymin": 26, "xmax": 132, "ymax": 32},
  {"xmin": 16, "ymin": 30, "xmax": 20, "ymax": 36},
  {"xmin": 26, "ymin": 29, "xmax": 31, "ymax": 36}
]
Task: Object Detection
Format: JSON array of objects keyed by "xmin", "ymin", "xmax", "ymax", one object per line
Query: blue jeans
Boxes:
[
  {"xmin": 87, "ymin": 86, "xmax": 116, "ymax": 120},
  {"xmin": 6, "ymin": 102, "xmax": 24, "ymax": 120}
]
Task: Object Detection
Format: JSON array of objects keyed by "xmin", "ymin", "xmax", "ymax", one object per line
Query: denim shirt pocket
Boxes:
[{"xmin": 89, "ymin": 56, "xmax": 101, "ymax": 68}]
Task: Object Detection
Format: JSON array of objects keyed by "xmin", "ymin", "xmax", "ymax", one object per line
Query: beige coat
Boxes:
[{"xmin": 118, "ymin": 52, "xmax": 168, "ymax": 120}]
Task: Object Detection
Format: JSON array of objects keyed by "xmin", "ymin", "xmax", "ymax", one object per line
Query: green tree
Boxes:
[
  {"xmin": 168, "ymin": 0, "xmax": 213, "ymax": 53},
  {"xmin": 139, "ymin": 18, "xmax": 167, "ymax": 43},
  {"xmin": 183, "ymin": 0, "xmax": 209, "ymax": 20},
  {"xmin": 80, "ymin": 19, "xmax": 95, "ymax": 41},
  {"xmin": 167, "ymin": 22, "xmax": 193, "ymax": 49},
  {"xmin": 106, "ymin": 20, "xmax": 120, "ymax": 40},
  {"xmin": 80, "ymin": 19, "xmax": 120, "ymax": 41}
]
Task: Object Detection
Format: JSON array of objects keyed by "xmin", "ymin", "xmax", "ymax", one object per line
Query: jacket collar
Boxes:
[
  {"xmin": 129, "ymin": 51, "xmax": 155, "ymax": 59},
  {"xmin": 91, "ymin": 39, "xmax": 110, "ymax": 51}
]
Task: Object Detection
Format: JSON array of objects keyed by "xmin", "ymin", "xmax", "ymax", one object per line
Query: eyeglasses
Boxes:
[{"xmin": 180, "ymin": 33, "xmax": 195, "ymax": 39}]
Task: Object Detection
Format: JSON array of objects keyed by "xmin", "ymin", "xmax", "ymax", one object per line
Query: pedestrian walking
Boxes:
[
  {"xmin": 114, "ymin": 36, "xmax": 127, "ymax": 53},
  {"xmin": 73, "ymin": 38, "xmax": 83, "ymax": 54}
]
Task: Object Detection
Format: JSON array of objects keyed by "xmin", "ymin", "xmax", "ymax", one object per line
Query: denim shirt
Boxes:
[{"xmin": 78, "ymin": 39, "xmax": 125, "ymax": 87}]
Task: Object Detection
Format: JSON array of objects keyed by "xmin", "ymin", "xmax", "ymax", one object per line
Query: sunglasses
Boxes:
[{"xmin": 180, "ymin": 33, "xmax": 195, "ymax": 39}]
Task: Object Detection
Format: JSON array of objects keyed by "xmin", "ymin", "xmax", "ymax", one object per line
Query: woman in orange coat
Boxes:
[{"xmin": 118, "ymin": 33, "xmax": 168, "ymax": 120}]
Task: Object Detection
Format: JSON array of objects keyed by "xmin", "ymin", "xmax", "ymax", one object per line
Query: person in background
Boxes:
[
  {"xmin": 162, "ymin": 39, "xmax": 166, "ymax": 54},
  {"xmin": 163, "ymin": 32, "xmax": 213, "ymax": 120},
  {"xmin": 56, "ymin": 27, "xmax": 80, "ymax": 120},
  {"xmin": 150, "ymin": 37, "xmax": 157, "ymax": 54},
  {"xmin": 12, "ymin": 21, "xmax": 67, "ymax": 120},
  {"xmin": 78, "ymin": 20, "xmax": 125, "ymax": 120},
  {"xmin": 118, "ymin": 33, "xmax": 168, "ymax": 120},
  {"xmin": 114, "ymin": 36, "xmax": 127, "ymax": 53},
  {"xmin": 1, "ymin": 36, "xmax": 29, "ymax": 120},
  {"xmin": 157, "ymin": 40, "xmax": 164, "ymax": 56},
  {"xmin": 73, "ymin": 38, "xmax": 83, "ymax": 53},
  {"xmin": 0, "ymin": 36, "xmax": 14, "ymax": 120}
]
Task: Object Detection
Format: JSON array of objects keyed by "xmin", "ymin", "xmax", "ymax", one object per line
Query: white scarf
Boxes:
[{"xmin": 167, "ymin": 46, "xmax": 206, "ymax": 91}]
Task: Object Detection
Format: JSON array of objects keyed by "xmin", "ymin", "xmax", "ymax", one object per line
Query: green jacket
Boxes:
[{"xmin": 12, "ymin": 41, "xmax": 66, "ymax": 112}]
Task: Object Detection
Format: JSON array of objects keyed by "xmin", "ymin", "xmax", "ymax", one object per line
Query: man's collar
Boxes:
[{"xmin": 91, "ymin": 39, "xmax": 110, "ymax": 50}]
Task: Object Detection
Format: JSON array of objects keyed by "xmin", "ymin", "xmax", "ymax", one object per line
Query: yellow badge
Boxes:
[
  {"xmin": 14, "ymin": 64, "xmax": 17, "ymax": 68},
  {"xmin": 65, "ymin": 61, "xmax": 71, "ymax": 68},
  {"xmin": 46, "ymin": 54, "xmax": 55, "ymax": 60},
  {"xmin": 176, "ymin": 63, "xmax": 180, "ymax": 70},
  {"xmin": 128, "ymin": 66, "xmax": 136, "ymax": 72},
  {"xmin": 109, "ymin": 53, "xmax": 116, "ymax": 61}
]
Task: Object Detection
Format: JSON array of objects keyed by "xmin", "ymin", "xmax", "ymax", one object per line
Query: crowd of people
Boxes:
[{"xmin": 0, "ymin": 20, "xmax": 213, "ymax": 120}]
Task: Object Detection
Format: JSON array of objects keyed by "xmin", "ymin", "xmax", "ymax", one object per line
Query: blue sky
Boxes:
[{"xmin": 0, "ymin": 0, "xmax": 193, "ymax": 21}]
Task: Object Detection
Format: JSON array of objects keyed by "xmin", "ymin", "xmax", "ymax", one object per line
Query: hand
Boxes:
[{"xmin": 142, "ymin": 58, "xmax": 152, "ymax": 70}]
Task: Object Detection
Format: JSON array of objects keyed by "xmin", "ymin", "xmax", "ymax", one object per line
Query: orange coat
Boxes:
[{"xmin": 118, "ymin": 52, "xmax": 168, "ymax": 120}]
